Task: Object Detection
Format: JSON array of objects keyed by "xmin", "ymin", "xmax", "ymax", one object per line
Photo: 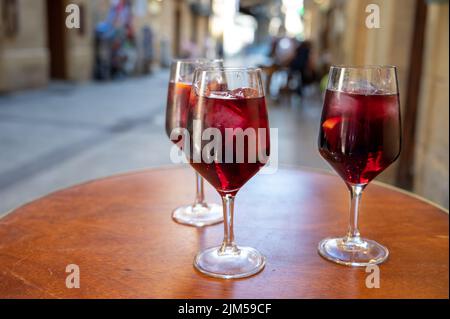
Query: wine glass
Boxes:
[
  {"xmin": 318, "ymin": 65, "xmax": 401, "ymax": 266},
  {"xmin": 165, "ymin": 59, "xmax": 223, "ymax": 227},
  {"xmin": 186, "ymin": 67, "xmax": 270, "ymax": 279}
]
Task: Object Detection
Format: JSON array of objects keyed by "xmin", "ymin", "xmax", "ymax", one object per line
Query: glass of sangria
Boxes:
[
  {"xmin": 318, "ymin": 65, "xmax": 401, "ymax": 266},
  {"xmin": 165, "ymin": 59, "xmax": 223, "ymax": 227},
  {"xmin": 186, "ymin": 67, "xmax": 270, "ymax": 279}
]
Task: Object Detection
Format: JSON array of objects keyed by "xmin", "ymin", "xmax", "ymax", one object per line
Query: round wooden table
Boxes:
[{"xmin": 0, "ymin": 167, "xmax": 448, "ymax": 299}]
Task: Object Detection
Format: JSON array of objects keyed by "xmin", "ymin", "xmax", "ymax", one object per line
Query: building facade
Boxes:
[
  {"xmin": 0, "ymin": 0, "xmax": 213, "ymax": 92},
  {"xmin": 303, "ymin": 0, "xmax": 449, "ymax": 208}
]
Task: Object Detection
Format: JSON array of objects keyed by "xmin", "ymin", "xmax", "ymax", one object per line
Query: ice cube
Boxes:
[
  {"xmin": 346, "ymin": 80, "xmax": 378, "ymax": 95},
  {"xmin": 208, "ymin": 91, "xmax": 233, "ymax": 99},
  {"xmin": 230, "ymin": 87, "xmax": 260, "ymax": 99},
  {"xmin": 328, "ymin": 91, "xmax": 361, "ymax": 116},
  {"xmin": 206, "ymin": 81, "xmax": 228, "ymax": 96},
  {"xmin": 204, "ymin": 96, "xmax": 247, "ymax": 132}
]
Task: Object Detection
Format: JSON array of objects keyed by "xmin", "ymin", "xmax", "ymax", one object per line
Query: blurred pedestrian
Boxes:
[
  {"xmin": 94, "ymin": 0, "xmax": 137, "ymax": 80},
  {"xmin": 142, "ymin": 26, "xmax": 155, "ymax": 74},
  {"xmin": 289, "ymin": 41, "xmax": 317, "ymax": 96}
]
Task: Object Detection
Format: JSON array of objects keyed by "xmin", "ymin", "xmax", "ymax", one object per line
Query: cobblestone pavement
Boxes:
[{"xmin": 0, "ymin": 69, "xmax": 328, "ymax": 216}]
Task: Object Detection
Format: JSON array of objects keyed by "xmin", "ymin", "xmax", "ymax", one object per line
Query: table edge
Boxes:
[{"xmin": 2, "ymin": 164, "xmax": 448, "ymax": 219}]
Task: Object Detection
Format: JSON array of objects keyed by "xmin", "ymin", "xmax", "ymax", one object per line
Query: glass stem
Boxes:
[
  {"xmin": 346, "ymin": 184, "xmax": 365, "ymax": 243},
  {"xmin": 193, "ymin": 172, "xmax": 206, "ymax": 207},
  {"xmin": 219, "ymin": 194, "xmax": 239, "ymax": 254}
]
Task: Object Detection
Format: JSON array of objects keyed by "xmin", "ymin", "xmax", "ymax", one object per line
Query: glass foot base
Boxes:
[
  {"xmin": 194, "ymin": 246, "xmax": 266, "ymax": 279},
  {"xmin": 318, "ymin": 237, "xmax": 389, "ymax": 267},
  {"xmin": 172, "ymin": 203, "xmax": 223, "ymax": 227}
]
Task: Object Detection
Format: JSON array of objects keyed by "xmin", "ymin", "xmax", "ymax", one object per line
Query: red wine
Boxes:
[
  {"xmin": 165, "ymin": 81, "xmax": 192, "ymax": 143},
  {"xmin": 189, "ymin": 89, "xmax": 270, "ymax": 196},
  {"xmin": 319, "ymin": 89, "xmax": 401, "ymax": 185}
]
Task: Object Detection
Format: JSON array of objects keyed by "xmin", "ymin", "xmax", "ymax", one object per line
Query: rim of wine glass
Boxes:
[
  {"xmin": 193, "ymin": 67, "xmax": 265, "ymax": 97},
  {"xmin": 194, "ymin": 66, "xmax": 263, "ymax": 73},
  {"xmin": 330, "ymin": 64, "xmax": 397, "ymax": 70},
  {"xmin": 329, "ymin": 64, "xmax": 400, "ymax": 94},
  {"xmin": 171, "ymin": 58, "xmax": 224, "ymax": 65}
]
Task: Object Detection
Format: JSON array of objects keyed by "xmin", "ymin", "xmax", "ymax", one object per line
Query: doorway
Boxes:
[{"xmin": 46, "ymin": 0, "xmax": 67, "ymax": 79}]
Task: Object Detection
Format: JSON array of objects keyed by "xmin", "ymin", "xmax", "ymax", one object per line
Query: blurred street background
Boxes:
[{"xmin": 0, "ymin": 0, "xmax": 448, "ymax": 215}]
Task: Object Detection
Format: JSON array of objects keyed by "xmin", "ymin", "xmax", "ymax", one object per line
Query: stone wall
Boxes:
[
  {"xmin": 0, "ymin": 0, "xmax": 49, "ymax": 92},
  {"xmin": 63, "ymin": 0, "xmax": 94, "ymax": 82},
  {"xmin": 0, "ymin": 0, "xmax": 199, "ymax": 91},
  {"xmin": 0, "ymin": 0, "xmax": 93, "ymax": 90},
  {"xmin": 414, "ymin": 2, "xmax": 449, "ymax": 208},
  {"xmin": 305, "ymin": 0, "xmax": 449, "ymax": 208}
]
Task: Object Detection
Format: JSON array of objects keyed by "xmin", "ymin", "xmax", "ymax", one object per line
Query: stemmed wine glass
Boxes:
[
  {"xmin": 165, "ymin": 59, "xmax": 223, "ymax": 227},
  {"xmin": 318, "ymin": 65, "xmax": 401, "ymax": 266},
  {"xmin": 186, "ymin": 67, "xmax": 270, "ymax": 279}
]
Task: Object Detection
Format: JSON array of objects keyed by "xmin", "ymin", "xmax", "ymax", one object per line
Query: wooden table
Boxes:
[{"xmin": 0, "ymin": 167, "xmax": 448, "ymax": 299}]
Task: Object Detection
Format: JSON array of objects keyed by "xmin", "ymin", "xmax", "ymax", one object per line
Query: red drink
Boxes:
[
  {"xmin": 165, "ymin": 81, "xmax": 192, "ymax": 143},
  {"xmin": 319, "ymin": 89, "xmax": 401, "ymax": 185},
  {"xmin": 189, "ymin": 89, "xmax": 270, "ymax": 196}
]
